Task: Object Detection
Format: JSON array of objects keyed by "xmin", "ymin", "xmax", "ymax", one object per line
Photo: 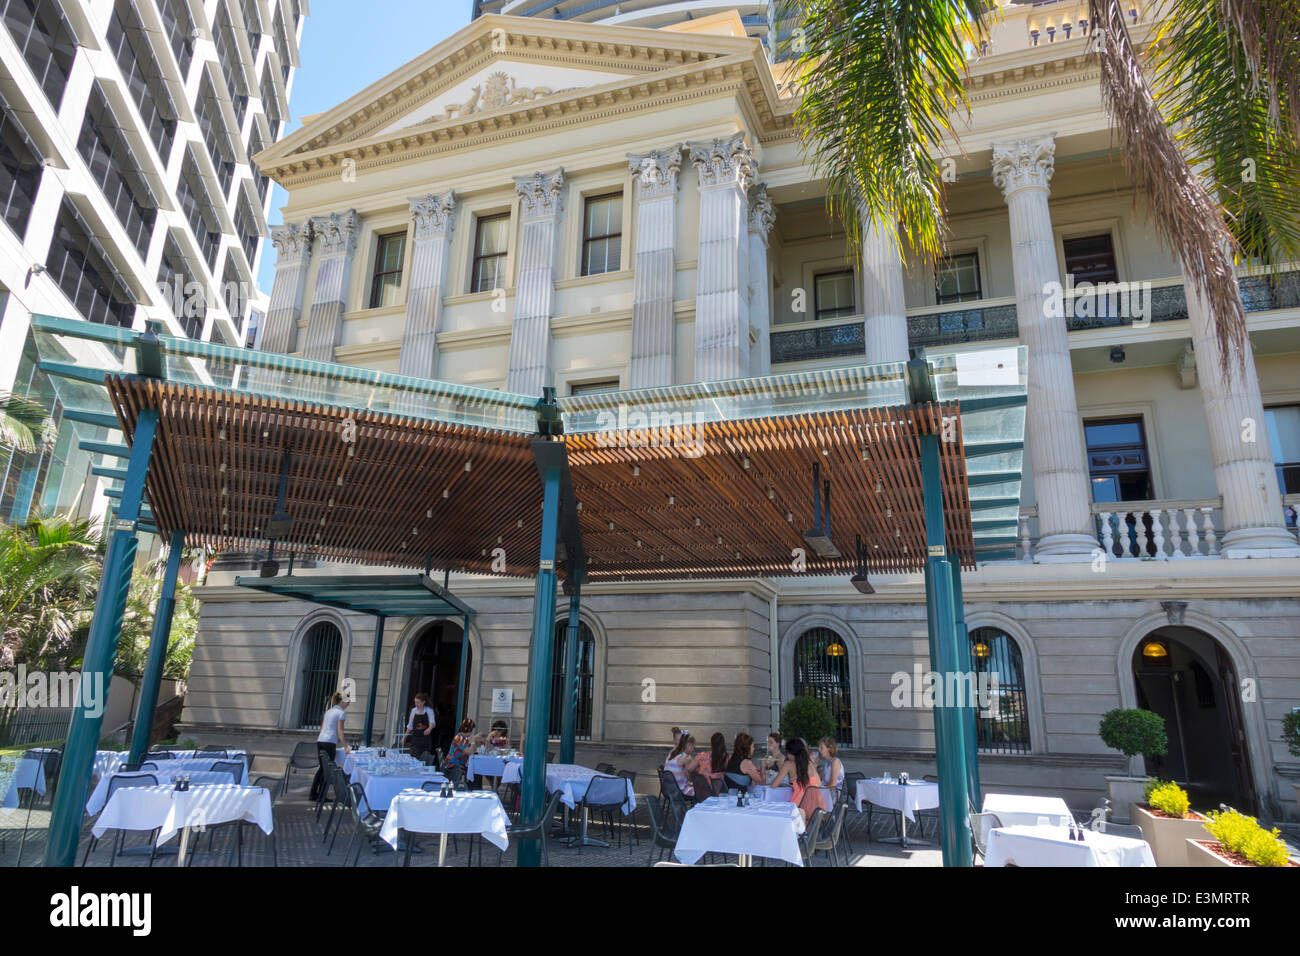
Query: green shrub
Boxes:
[
  {"xmin": 1099, "ymin": 708, "xmax": 1168, "ymax": 759},
  {"xmin": 1146, "ymin": 780, "xmax": 1190, "ymax": 819},
  {"xmin": 1202, "ymin": 809, "xmax": 1290, "ymax": 867},
  {"xmin": 1142, "ymin": 777, "xmax": 1171, "ymax": 802},
  {"xmin": 778, "ymin": 696, "xmax": 837, "ymax": 746},
  {"xmin": 1282, "ymin": 711, "xmax": 1300, "ymax": 759}
]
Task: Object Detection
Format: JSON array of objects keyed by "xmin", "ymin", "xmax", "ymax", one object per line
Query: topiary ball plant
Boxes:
[
  {"xmin": 779, "ymin": 695, "xmax": 837, "ymax": 746},
  {"xmin": 1282, "ymin": 711, "xmax": 1300, "ymax": 759},
  {"xmin": 1099, "ymin": 708, "xmax": 1168, "ymax": 760}
]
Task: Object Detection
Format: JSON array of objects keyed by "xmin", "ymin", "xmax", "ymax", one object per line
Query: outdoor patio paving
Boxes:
[{"xmin": 3, "ymin": 782, "xmax": 945, "ymax": 868}]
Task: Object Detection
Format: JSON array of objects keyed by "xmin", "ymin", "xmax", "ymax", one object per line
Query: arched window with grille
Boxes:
[
  {"xmin": 792, "ymin": 628, "xmax": 853, "ymax": 744},
  {"xmin": 296, "ymin": 620, "xmax": 342, "ymax": 729},
  {"xmin": 969, "ymin": 626, "xmax": 1031, "ymax": 753},
  {"xmin": 549, "ymin": 620, "xmax": 594, "ymax": 740}
]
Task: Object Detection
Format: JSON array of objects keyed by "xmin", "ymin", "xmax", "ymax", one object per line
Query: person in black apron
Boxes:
[{"xmin": 406, "ymin": 692, "xmax": 435, "ymax": 760}]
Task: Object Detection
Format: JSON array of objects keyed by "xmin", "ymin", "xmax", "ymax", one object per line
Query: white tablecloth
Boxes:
[
  {"xmin": 675, "ymin": 797, "xmax": 806, "ymax": 866},
  {"xmin": 0, "ymin": 758, "xmax": 21, "ymax": 809},
  {"xmin": 984, "ymin": 825, "xmax": 1155, "ymax": 867},
  {"xmin": 855, "ymin": 778, "xmax": 940, "ymax": 820},
  {"xmin": 91, "ymin": 784, "xmax": 274, "ymax": 845},
  {"xmin": 94, "ymin": 750, "xmax": 247, "ymax": 778},
  {"xmin": 554, "ymin": 775, "xmax": 637, "ymax": 815},
  {"xmin": 11, "ymin": 752, "xmax": 50, "ymax": 795},
  {"xmin": 468, "ymin": 754, "xmax": 522, "ymax": 781},
  {"xmin": 86, "ymin": 770, "xmax": 237, "ymax": 815},
  {"xmin": 140, "ymin": 758, "xmax": 249, "ymax": 785},
  {"xmin": 355, "ymin": 767, "xmax": 447, "ymax": 810},
  {"xmin": 379, "ymin": 790, "xmax": 510, "ymax": 850},
  {"xmin": 981, "ymin": 793, "xmax": 1073, "ymax": 841}
]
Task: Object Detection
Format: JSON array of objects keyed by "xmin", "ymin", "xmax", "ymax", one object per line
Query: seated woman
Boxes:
[
  {"xmin": 663, "ymin": 732, "xmax": 699, "ymax": 797},
  {"xmin": 818, "ymin": 737, "xmax": 844, "ymax": 794},
  {"xmin": 769, "ymin": 737, "xmax": 822, "ymax": 820},
  {"xmin": 724, "ymin": 733, "xmax": 766, "ymax": 788},
  {"xmin": 694, "ymin": 732, "xmax": 729, "ymax": 792},
  {"xmin": 445, "ymin": 718, "xmax": 480, "ymax": 789},
  {"xmin": 487, "ymin": 720, "xmax": 510, "ymax": 750}
]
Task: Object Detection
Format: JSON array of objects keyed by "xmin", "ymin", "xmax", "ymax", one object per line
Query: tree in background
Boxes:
[{"xmin": 115, "ymin": 547, "xmax": 202, "ymax": 683}]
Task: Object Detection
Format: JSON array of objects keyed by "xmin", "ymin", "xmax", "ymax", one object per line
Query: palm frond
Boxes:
[
  {"xmin": 778, "ymin": 0, "xmax": 988, "ymax": 261},
  {"xmin": 1213, "ymin": 0, "xmax": 1300, "ymax": 139},
  {"xmin": 0, "ymin": 392, "xmax": 49, "ymax": 454},
  {"xmin": 1089, "ymin": 0, "xmax": 1247, "ymax": 372}
]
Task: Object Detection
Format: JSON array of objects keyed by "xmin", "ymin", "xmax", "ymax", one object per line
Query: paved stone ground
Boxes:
[{"xmin": 2, "ymin": 780, "xmax": 944, "ymax": 868}]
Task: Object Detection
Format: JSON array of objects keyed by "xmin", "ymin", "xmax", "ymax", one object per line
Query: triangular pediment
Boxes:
[{"xmin": 256, "ymin": 14, "xmax": 784, "ymax": 180}]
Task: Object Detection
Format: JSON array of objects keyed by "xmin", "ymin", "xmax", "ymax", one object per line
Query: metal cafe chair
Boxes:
[
  {"xmin": 970, "ymin": 811, "xmax": 1004, "ymax": 864},
  {"xmin": 81, "ymin": 773, "xmax": 160, "ymax": 866},
  {"xmin": 344, "ymin": 782, "xmax": 388, "ymax": 866},
  {"xmin": 208, "ymin": 760, "xmax": 245, "ymax": 783},
  {"xmin": 248, "ymin": 774, "xmax": 284, "ymax": 865},
  {"xmin": 658, "ymin": 768, "xmax": 690, "ymax": 828},
  {"xmin": 577, "ymin": 774, "xmax": 634, "ymax": 854},
  {"xmin": 595, "ymin": 762, "xmax": 617, "ymax": 775},
  {"xmin": 643, "ymin": 793, "xmax": 680, "ymax": 866},
  {"xmin": 502, "ymin": 788, "xmax": 565, "ymax": 867},
  {"xmin": 839, "ymin": 771, "xmax": 867, "ymax": 851},
  {"xmin": 797, "ymin": 807, "xmax": 828, "ymax": 867},
  {"xmin": 145, "ymin": 750, "xmax": 176, "ymax": 762},
  {"xmin": 689, "ymin": 772, "xmax": 721, "ymax": 805},
  {"xmin": 283, "ymin": 741, "xmax": 320, "ymax": 793}
]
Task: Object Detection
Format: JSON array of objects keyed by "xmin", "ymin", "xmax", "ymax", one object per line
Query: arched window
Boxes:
[
  {"xmin": 296, "ymin": 620, "xmax": 342, "ymax": 729},
  {"xmin": 793, "ymin": 628, "xmax": 852, "ymax": 744},
  {"xmin": 969, "ymin": 627, "xmax": 1030, "ymax": 754},
  {"xmin": 549, "ymin": 621, "xmax": 594, "ymax": 740}
]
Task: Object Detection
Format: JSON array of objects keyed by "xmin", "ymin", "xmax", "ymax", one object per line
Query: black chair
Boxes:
[
  {"xmin": 689, "ymin": 772, "xmax": 720, "ymax": 804},
  {"xmin": 248, "ymin": 774, "xmax": 283, "ymax": 865},
  {"xmin": 546, "ymin": 752, "xmax": 556, "ymax": 764},
  {"xmin": 970, "ymin": 811, "xmax": 1003, "ymax": 864},
  {"xmin": 579, "ymin": 774, "xmax": 634, "ymax": 854},
  {"xmin": 797, "ymin": 808, "xmax": 827, "ymax": 866},
  {"xmin": 643, "ymin": 791, "xmax": 680, "ymax": 866},
  {"xmin": 283, "ymin": 741, "xmax": 319, "ymax": 792},
  {"xmin": 499, "ymin": 781, "xmax": 522, "ymax": 822},
  {"xmin": 82, "ymin": 773, "xmax": 159, "ymax": 866},
  {"xmin": 809, "ymin": 795, "xmax": 849, "ymax": 866},
  {"xmin": 839, "ymin": 771, "xmax": 866, "ymax": 851},
  {"xmin": 208, "ymin": 760, "xmax": 245, "ymax": 783},
  {"xmin": 595, "ymin": 762, "xmax": 616, "ymax": 775},
  {"xmin": 444, "ymin": 764, "xmax": 468, "ymax": 789},
  {"xmin": 658, "ymin": 769, "xmax": 690, "ymax": 829},
  {"xmin": 197, "ymin": 746, "xmax": 228, "ymax": 757},
  {"xmin": 724, "ymin": 772, "xmax": 750, "ymax": 793},
  {"xmin": 418, "ymin": 751, "xmax": 437, "ymax": 766},
  {"xmin": 322, "ymin": 763, "xmax": 353, "ymax": 850},
  {"xmin": 343, "ymin": 782, "xmax": 388, "ymax": 866},
  {"xmin": 916, "ymin": 774, "xmax": 940, "ymax": 838},
  {"xmin": 145, "ymin": 750, "xmax": 175, "ymax": 762},
  {"xmin": 502, "ymin": 789, "xmax": 565, "ymax": 867}
]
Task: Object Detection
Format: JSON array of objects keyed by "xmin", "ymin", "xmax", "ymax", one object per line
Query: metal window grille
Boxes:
[
  {"xmin": 792, "ymin": 628, "xmax": 853, "ymax": 744},
  {"xmin": 969, "ymin": 627, "xmax": 1031, "ymax": 754},
  {"xmin": 548, "ymin": 621, "xmax": 593, "ymax": 740},
  {"xmin": 296, "ymin": 621, "xmax": 342, "ymax": 729}
]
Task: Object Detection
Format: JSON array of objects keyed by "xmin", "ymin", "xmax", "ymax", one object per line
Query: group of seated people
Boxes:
[
  {"xmin": 439, "ymin": 716, "xmax": 515, "ymax": 790},
  {"xmin": 663, "ymin": 726, "xmax": 844, "ymax": 820}
]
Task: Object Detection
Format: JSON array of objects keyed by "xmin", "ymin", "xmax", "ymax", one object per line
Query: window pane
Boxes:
[
  {"xmin": 936, "ymin": 252, "xmax": 981, "ymax": 304},
  {"xmin": 970, "ymin": 628, "xmax": 1031, "ymax": 754},
  {"xmin": 814, "ymin": 272, "xmax": 855, "ymax": 319},
  {"xmin": 792, "ymin": 627, "xmax": 852, "ymax": 744},
  {"xmin": 477, "ymin": 215, "xmax": 507, "ymax": 256},
  {"xmin": 1085, "ymin": 421, "xmax": 1142, "ymax": 448},
  {"xmin": 1063, "ymin": 233, "xmax": 1118, "ymax": 284}
]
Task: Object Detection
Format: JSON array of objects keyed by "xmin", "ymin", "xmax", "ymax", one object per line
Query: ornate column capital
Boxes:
[
  {"xmin": 309, "ymin": 209, "xmax": 360, "ymax": 257},
  {"xmin": 410, "ymin": 191, "xmax": 457, "ymax": 240},
  {"xmin": 513, "ymin": 168, "xmax": 566, "ymax": 221},
  {"xmin": 748, "ymin": 183, "xmax": 776, "ymax": 240},
  {"xmin": 627, "ymin": 147, "xmax": 682, "ymax": 199},
  {"xmin": 991, "ymin": 135, "xmax": 1056, "ymax": 197},
  {"xmin": 270, "ymin": 220, "xmax": 314, "ymax": 267},
  {"xmin": 687, "ymin": 133, "xmax": 756, "ymax": 191}
]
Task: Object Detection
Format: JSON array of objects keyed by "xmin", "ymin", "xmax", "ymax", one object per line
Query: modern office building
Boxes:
[
  {"xmin": 182, "ymin": 6, "xmax": 1300, "ymax": 820},
  {"xmin": 0, "ymin": 0, "xmax": 306, "ymax": 524}
]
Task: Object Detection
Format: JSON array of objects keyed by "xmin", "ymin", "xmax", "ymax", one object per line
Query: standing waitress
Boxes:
[{"xmin": 406, "ymin": 692, "xmax": 435, "ymax": 759}]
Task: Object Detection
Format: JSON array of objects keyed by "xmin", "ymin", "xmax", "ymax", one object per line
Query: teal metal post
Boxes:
[
  {"xmin": 920, "ymin": 431, "xmax": 974, "ymax": 867},
  {"xmin": 45, "ymin": 409, "xmax": 159, "ymax": 867},
  {"xmin": 559, "ymin": 570, "xmax": 582, "ymax": 765},
  {"xmin": 454, "ymin": 611, "xmax": 470, "ymax": 730},
  {"xmin": 518, "ymin": 461, "xmax": 561, "ymax": 867},
  {"xmin": 949, "ymin": 555, "xmax": 980, "ymax": 807},
  {"xmin": 127, "ymin": 527, "xmax": 186, "ymax": 763},
  {"xmin": 364, "ymin": 615, "xmax": 384, "ymax": 746}
]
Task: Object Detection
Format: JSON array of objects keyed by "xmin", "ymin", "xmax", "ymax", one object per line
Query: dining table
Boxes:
[
  {"xmin": 353, "ymin": 765, "xmax": 447, "ymax": 811},
  {"xmin": 91, "ymin": 783, "xmax": 273, "ymax": 866},
  {"xmin": 980, "ymin": 793, "xmax": 1074, "ymax": 842},
  {"xmin": 467, "ymin": 753, "xmax": 523, "ymax": 781},
  {"xmin": 855, "ymin": 777, "xmax": 940, "ymax": 847},
  {"xmin": 379, "ymin": 789, "xmax": 510, "ymax": 866},
  {"xmin": 984, "ymin": 824, "xmax": 1156, "ymax": 867},
  {"xmin": 85, "ymin": 769, "xmax": 239, "ymax": 815},
  {"xmin": 674, "ymin": 796, "xmax": 806, "ymax": 866}
]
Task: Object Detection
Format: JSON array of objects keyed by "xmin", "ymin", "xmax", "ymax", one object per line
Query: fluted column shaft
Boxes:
[
  {"xmin": 301, "ymin": 209, "xmax": 359, "ymax": 362},
  {"xmin": 689, "ymin": 134, "xmax": 756, "ymax": 383},
  {"xmin": 1184, "ymin": 278, "xmax": 1299, "ymax": 554},
  {"xmin": 506, "ymin": 169, "xmax": 565, "ymax": 397},
  {"xmin": 627, "ymin": 148, "xmax": 681, "ymax": 388},
  {"xmin": 398, "ymin": 191, "xmax": 457, "ymax": 379},
  {"xmin": 261, "ymin": 221, "xmax": 314, "ymax": 354},
  {"xmin": 994, "ymin": 136, "xmax": 1095, "ymax": 557},
  {"xmin": 860, "ymin": 215, "xmax": 908, "ymax": 364},
  {"xmin": 748, "ymin": 184, "xmax": 775, "ymax": 376}
]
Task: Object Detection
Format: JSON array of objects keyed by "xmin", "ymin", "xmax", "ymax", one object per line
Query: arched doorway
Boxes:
[
  {"xmin": 402, "ymin": 621, "xmax": 471, "ymax": 756},
  {"xmin": 1131, "ymin": 626, "xmax": 1257, "ymax": 813}
]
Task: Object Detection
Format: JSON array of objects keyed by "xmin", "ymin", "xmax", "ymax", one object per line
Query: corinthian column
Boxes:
[
  {"xmin": 748, "ymin": 184, "xmax": 775, "ymax": 376},
  {"xmin": 689, "ymin": 134, "xmax": 756, "ymax": 382},
  {"xmin": 626, "ymin": 147, "xmax": 681, "ymax": 388},
  {"xmin": 301, "ymin": 209, "xmax": 359, "ymax": 363},
  {"xmin": 860, "ymin": 214, "xmax": 908, "ymax": 364},
  {"xmin": 506, "ymin": 169, "xmax": 565, "ymax": 397},
  {"xmin": 398, "ymin": 191, "xmax": 457, "ymax": 380},
  {"xmin": 1184, "ymin": 280, "xmax": 1300, "ymax": 555},
  {"xmin": 992, "ymin": 135, "xmax": 1095, "ymax": 558},
  {"xmin": 260, "ymin": 220, "xmax": 314, "ymax": 354}
]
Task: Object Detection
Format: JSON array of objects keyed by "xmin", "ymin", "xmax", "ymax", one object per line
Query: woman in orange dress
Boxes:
[{"xmin": 769, "ymin": 737, "xmax": 822, "ymax": 820}]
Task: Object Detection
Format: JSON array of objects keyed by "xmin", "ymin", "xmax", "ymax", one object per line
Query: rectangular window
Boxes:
[
  {"xmin": 1265, "ymin": 405, "xmax": 1300, "ymax": 496},
  {"xmin": 814, "ymin": 271, "xmax": 855, "ymax": 321},
  {"xmin": 581, "ymin": 193, "xmax": 622, "ymax": 276},
  {"xmin": 1063, "ymin": 233, "xmax": 1119, "ymax": 284},
  {"xmin": 77, "ymin": 82, "xmax": 158, "ymax": 258},
  {"xmin": 0, "ymin": 88, "xmax": 43, "ymax": 237},
  {"xmin": 1, "ymin": 0, "xmax": 79, "ymax": 110},
  {"xmin": 936, "ymin": 252, "xmax": 982, "ymax": 304},
  {"xmin": 470, "ymin": 213, "xmax": 508, "ymax": 294},
  {"xmin": 569, "ymin": 379, "xmax": 620, "ymax": 396},
  {"xmin": 1085, "ymin": 417, "xmax": 1153, "ymax": 503},
  {"xmin": 45, "ymin": 196, "xmax": 137, "ymax": 329},
  {"xmin": 369, "ymin": 231, "xmax": 406, "ymax": 309},
  {"xmin": 106, "ymin": 0, "xmax": 178, "ymax": 162},
  {"xmin": 156, "ymin": 232, "xmax": 206, "ymax": 339}
]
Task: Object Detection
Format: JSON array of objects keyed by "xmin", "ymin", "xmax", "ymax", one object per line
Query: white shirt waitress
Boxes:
[{"xmin": 311, "ymin": 692, "xmax": 351, "ymax": 801}]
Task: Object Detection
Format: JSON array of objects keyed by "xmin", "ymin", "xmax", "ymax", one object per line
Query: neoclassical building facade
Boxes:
[{"xmin": 180, "ymin": 8, "xmax": 1300, "ymax": 821}]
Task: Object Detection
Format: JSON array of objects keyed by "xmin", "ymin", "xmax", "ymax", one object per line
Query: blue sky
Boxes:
[{"xmin": 256, "ymin": 0, "xmax": 474, "ymax": 292}]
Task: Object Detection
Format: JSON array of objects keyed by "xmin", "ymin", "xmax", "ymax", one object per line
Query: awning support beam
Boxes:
[
  {"xmin": 559, "ymin": 564, "xmax": 584, "ymax": 765},
  {"xmin": 127, "ymin": 527, "xmax": 186, "ymax": 764},
  {"xmin": 364, "ymin": 615, "xmax": 385, "ymax": 746}
]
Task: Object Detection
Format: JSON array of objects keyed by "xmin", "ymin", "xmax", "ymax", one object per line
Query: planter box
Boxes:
[
  {"xmin": 1104, "ymin": 775, "xmax": 1146, "ymax": 822},
  {"xmin": 1187, "ymin": 839, "xmax": 1236, "ymax": 867},
  {"xmin": 1130, "ymin": 803, "xmax": 1206, "ymax": 867}
]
